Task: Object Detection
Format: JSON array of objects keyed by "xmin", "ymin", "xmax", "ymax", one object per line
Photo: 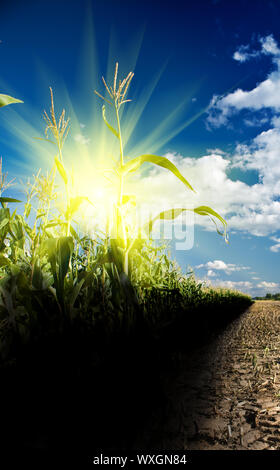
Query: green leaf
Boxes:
[
  {"xmin": 10, "ymin": 264, "xmax": 20, "ymax": 276},
  {"xmin": 42, "ymin": 238, "xmax": 58, "ymax": 283},
  {"xmin": 36, "ymin": 212, "xmax": 46, "ymax": 220},
  {"xmin": 102, "ymin": 105, "xmax": 119, "ymax": 138},
  {"xmin": 0, "ymin": 254, "xmax": 10, "ymax": 267},
  {"xmin": 54, "ymin": 156, "xmax": 68, "ymax": 185},
  {"xmin": 193, "ymin": 206, "xmax": 228, "ymax": 241},
  {"xmin": 69, "ymin": 278, "xmax": 85, "ymax": 311},
  {"xmin": 70, "ymin": 225, "xmax": 80, "ymax": 241},
  {"xmin": 120, "ymin": 154, "xmax": 195, "ymax": 192},
  {"xmin": 10, "ymin": 214, "xmax": 24, "ymax": 241},
  {"xmin": 0, "ymin": 197, "xmax": 21, "ymax": 203},
  {"xmin": 0, "ymin": 94, "xmax": 23, "ymax": 108},
  {"xmin": 25, "ymin": 202, "xmax": 31, "ymax": 218},
  {"xmin": 0, "ymin": 218, "xmax": 9, "ymax": 230},
  {"xmin": 144, "ymin": 206, "xmax": 228, "ymax": 241},
  {"xmin": 57, "ymin": 236, "xmax": 74, "ymax": 285},
  {"xmin": 32, "ymin": 258, "xmax": 44, "ymax": 290}
]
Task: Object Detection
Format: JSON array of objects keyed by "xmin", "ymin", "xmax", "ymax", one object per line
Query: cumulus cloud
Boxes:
[
  {"xmin": 256, "ymin": 281, "xmax": 279, "ymax": 291},
  {"xmin": 131, "ymin": 147, "xmax": 280, "ymax": 237},
  {"xmin": 233, "ymin": 44, "xmax": 258, "ymax": 63},
  {"xmin": 207, "ymin": 269, "xmax": 216, "ymax": 277},
  {"xmin": 196, "ymin": 259, "xmax": 249, "ymax": 274},
  {"xmin": 233, "ymin": 35, "xmax": 280, "ymax": 63},
  {"xmin": 206, "ymin": 148, "xmax": 228, "ymax": 155},
  {"xmin": 269, "ymin": 236, "xmax": 280, "ymax": 252},
  {"xmin": 243, "ymin": 116, "xmax": 269, "ymax": 127},
  {"xmin": 208, "ymin": 35, "xmax": 280, "ymax": 128},
  {"xmin": 260, "ymin": 35, "xmax": 280, "ymax": 56},
  {"xmin": 129, "ymin": 36, "xmax": 280, "ymax": 239}
]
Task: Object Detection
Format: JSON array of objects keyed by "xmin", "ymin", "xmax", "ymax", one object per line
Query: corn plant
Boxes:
[
  {"xmin": 95, "ymin": 63, "xmax": 228, "ymax": 277},
  {"xmin": 41, "ymin": 87, "xmax": 93, "ymax": 238}
]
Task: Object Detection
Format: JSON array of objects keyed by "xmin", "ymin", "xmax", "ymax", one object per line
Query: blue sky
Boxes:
[{"xmin": 0, "ymin": 0, "xmax": 280, "ymax": 296}]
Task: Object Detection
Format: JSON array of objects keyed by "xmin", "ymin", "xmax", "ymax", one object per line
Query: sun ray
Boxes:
[{"xmin": 0, "ymin": 20, "xmax": 209, "ymax": 236}]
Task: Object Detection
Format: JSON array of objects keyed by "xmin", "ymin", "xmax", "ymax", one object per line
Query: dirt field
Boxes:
[{"xmin": 136, "ymin": 301, "xmax": 280, "ymax": 450}]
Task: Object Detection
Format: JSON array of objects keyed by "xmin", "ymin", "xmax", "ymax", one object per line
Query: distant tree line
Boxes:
[{"xmin": 254, "ymin": 293, "xmax": 280, "ymax": 300}]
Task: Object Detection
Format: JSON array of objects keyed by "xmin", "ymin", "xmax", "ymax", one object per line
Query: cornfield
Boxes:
[{"xmin": 0, "ymin": 70, "xmax": 252, "ymax": 450}]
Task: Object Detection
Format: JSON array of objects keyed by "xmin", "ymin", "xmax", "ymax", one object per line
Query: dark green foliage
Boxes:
[{"xmin": 0, "ymin": 82, "xmax": 252, "ymax": 451}]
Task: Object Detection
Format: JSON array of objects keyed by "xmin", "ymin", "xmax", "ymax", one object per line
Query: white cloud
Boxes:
[
  {"xmin": 260, "ymin": 35, "xmax": 280, "ymax": 56},
  {"xmin": 208, "ymin": 35, "xmax": 280, "ymax": 128},
  {"xmin": 233, "ymin": 35, "xmax": 280, "ymax": 64},
  {"xmin": 232, "ymin": 126, "xmax": 280, "ymax": 190},
  {"xmin": 193, "ymin": 37, "xmax": 280, "ymax": 236},
  {"xmin": 128, "ymin": 146, "xmax": 280, "ymax": 237},
  {"xmin": 256, "ymin": 281, "xmax": 279, "ymax": 291},
  {"xmin": 196, "ymin": 259, "xmax": 249, "ymax": 274},
  {"xmin": 270, "ymin": 236, "xmax": 280, "ymax": 252},
  {"xmin": 243, "ymin": 116, "xmax": 269, "ymax": 127},
  {"xmin": 128, "ymin": 36, "xmax": 280, "ymax": 239},
  {"xmin": 207, "ymin": 269, "xmax": 216, "ymax": 277},
  {"xmin": 206, "ymin": 147, "xmax": 228, "ymax": 155},
  {"xmin": 233, "ymin": 44, "xmax": 258, "ymax": 63}
]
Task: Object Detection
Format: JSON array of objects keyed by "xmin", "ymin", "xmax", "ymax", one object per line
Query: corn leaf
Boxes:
[
  {"xmin": 70, "ymin": 225, "xmax": 80, "ymax": 241},
  {"xmin": 43, "ymin": 238, "xmax": 58, "ymax": 285},
  {"xmin": 0, "ymin": 197, "xmax": 21, "ymax": 203},
  {"xmin": 0, "ymin": 94, "xmax": 23, "ymax": 108},
  {"xmin": 57, "ymin": 236, "xmax": 74, "ymax": 288},
  {"xmin": 193, "ymin": 206, "xmax": 228, "ymax": 241},
  {"xmin": 0, "ymin": 218, "xmax": 9, "ymax": 230},
  {"xmin": 120, "ymin": 154, "xmax": 195, "ymax": 192},
  {"xmin": 143, "ymin": 206, "xmax": 228, "ymax": 241},
  {"xmin": 102, "ymin": 105, "xmax": 119, "ymax": 138},
  {"xmin": 0, "ymin": 254, "xmax": 10, "ymax": 267},
  {"xmin": 69, "ymin": 278, "xmax": 85, "ymax": 311},
  {"xmin": 36, "ymin": 212, "xmax": 46, "ymax": 220},
  {"xmin": 54, "ymin": 156, "xmax": 68, "ymax": 185}
]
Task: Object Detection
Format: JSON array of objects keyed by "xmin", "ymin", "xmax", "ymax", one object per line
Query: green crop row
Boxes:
[{"xmin": 0, "ymin": 72, "xmax": 252, "ymax": 366}]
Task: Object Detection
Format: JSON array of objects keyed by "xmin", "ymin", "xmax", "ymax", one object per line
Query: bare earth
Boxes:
[{"xmin": 136, "ymin": 301, "xmax": 280, "ymax": 450}]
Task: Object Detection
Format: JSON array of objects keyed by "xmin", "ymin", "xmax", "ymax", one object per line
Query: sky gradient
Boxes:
[{"xmin": 0, "ymin": 0, "xmax": 280, "ymax": 296}]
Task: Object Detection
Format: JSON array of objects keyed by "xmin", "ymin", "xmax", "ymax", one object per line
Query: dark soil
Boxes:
[
  {"xmin": 3, "ymin": 298, "xmax": 277, "ymax": 455},
  {"xmin": 135, "ymin": 301, "xmax": 280, "ymax": 450}
]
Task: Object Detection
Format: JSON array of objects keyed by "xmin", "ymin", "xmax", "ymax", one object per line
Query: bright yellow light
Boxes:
[{"xmin": 0, "ymin": 16, "xmax": 204, "ymax": 240}]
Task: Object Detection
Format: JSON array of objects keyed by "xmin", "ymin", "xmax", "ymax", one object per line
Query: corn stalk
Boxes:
[{"xmin": 95, "ymin": 63, "xmax": 228, "ymax": 278}]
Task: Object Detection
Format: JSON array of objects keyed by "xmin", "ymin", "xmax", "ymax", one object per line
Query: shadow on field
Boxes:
[{"xmin": 0, "ymin": 296, "xmax": 252, "ymax": 453}]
